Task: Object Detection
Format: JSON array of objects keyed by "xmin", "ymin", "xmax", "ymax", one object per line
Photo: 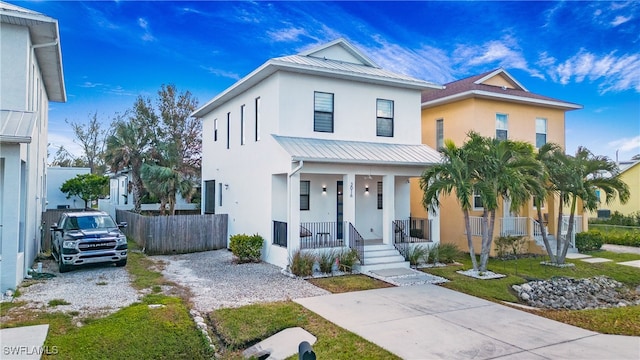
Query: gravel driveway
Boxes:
[{"xmin": 156, "ymin": 249, "xmax": 329, "ymax": 313}]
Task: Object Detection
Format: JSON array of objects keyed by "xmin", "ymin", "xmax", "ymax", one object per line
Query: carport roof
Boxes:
[{"xmin": 273, "ymin": 135, "xmax": 441, "ymax": 166}]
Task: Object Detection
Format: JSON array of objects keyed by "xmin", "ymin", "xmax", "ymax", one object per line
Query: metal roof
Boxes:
[
  {"xmin": 273, "ymin": 135, "xmax": 441, "ymax": 166},
  {"xmin": 1, "ymin": 1, "xmax": 66, "ymax": 102},
  {"xmin": 0, "ymin": 110, "xmax": 37, "ymax": 143}
]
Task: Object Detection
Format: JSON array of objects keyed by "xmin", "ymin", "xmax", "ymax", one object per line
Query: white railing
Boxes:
[
  {"xmin": 499, "ymin": 217, "xmax": 528, "ymax": 236},
  {"xmin": 560, "ymin": 215, "xmax": 582, "ymax": 248},
  {"xmin": 468, "ymin": 216, "xmax": 483, "ymax": 236},
  {"xmin": 531, "ymin": 218, "xmax": 543, "ymax": 238}
]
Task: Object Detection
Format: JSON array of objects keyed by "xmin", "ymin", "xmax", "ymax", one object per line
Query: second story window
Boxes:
[
  {"xmin": 496, "ymin": 113, "xmax": 508, "ymax": 141},
  {"xmin": 214, "ymin": 119, "xmax": 218, "ymax": 141},
  {"xmin": 226, "ymin": 112, "xmax": 230, "ymax": 150},
  {"xmin": 436, "ymin": 118, "xmax": 444, "ymax": 150},
  {"xmin": 376, "ymin": 99, "xmax": 394, "ymax": 137},
  {"xmin": 314, "ymin": 92, "xmax": 334, "ymax": 133},
  {"xmin": 536, "ymin": 118, "xmax": 547, "ymax": 148},
  {"xmin": 255, "ymin": 97, "xmax": 261, "ymax": 141}
]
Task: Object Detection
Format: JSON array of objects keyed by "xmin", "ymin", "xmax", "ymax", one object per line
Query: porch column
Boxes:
[
  {"xmin": 0, "ymin": 145, "xmax": 20, "ymax": 292},
  {"xmin": 381, "ymin": 174, "xmax": 395, "ymax": 246},
  {"xmin": 342, "ymin": 173, "xmax": 356, "ymax": 247},
  {"xmin": 428, "ymin": 203, "xmax": 441, "ymax": 244},
  {"xmin": 287, "ymin": 171, "xmax": 301, "ymax": 257}
]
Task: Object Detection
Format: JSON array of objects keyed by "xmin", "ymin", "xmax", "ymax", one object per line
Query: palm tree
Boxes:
[
  {"xmin": 140, "ymin": 164, "xmax": 194, "ymax": 215},
  {"xmin": 463, "ymin": 133, "xmax": 543, "ymax": 272},
  {"xmin": 421, "ymin": 139, "xmax": 479, "ymax": 270},
  {"xmin": 558, "ymin": 147, "xmax": 630, "ymax": 261},
  {"xmin": 533, "ymin": 142, "xmax": 563, "ymax": 263}
]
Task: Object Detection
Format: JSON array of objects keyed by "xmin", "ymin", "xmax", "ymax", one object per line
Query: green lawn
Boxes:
[{"xmin": 421, "ymin": 255, "xmax": 640, "ymax": 335}]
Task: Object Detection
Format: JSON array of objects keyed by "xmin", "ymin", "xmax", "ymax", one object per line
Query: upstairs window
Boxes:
[
  {"xmin": 300, "ymin": 181, "xmax": 310, "ymax": 210},
  {"xmin": 255, "ymin": 97, "xmax": 261, "ymax": 141},
  {"xmin": 226, "ymin": 112, "xmax": 230, "ymax": 149},
  {"xmin": 473, "ymin": 191, "xmax": 484, "ymax": 210},
  {"xmin": 214, "ymin": 119, "xmax": 218, "ymax": 141},
  {"xmin": 240, "ymin": 105, "xmax": 246, "ymax": 145},
  {"xmin": 436, "ymin": 118, "xmax": 444, "ymax": 150},
  {"xmin": 536, "ymin": 118, "xmax": 547, "ymax": 148},
  {"xmin": 376, "ymin": 99, "xmax": 394, "ymax": 137},
  {"xmin": 496, "ymin": 113, "xmax": 508, "ymax": 141},
  {"xmin": 314, "ymin": 92, "xmax": 334, "ymax": 133}
]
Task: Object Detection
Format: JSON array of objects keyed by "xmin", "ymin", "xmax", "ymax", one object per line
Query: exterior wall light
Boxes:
[
  {"xmin": 365, "ymin": 185, "xmax": 369, "ymax": 194},
  {"xmin": 322, "ymin": 185, "xmax": 327, "ymax": 193}
]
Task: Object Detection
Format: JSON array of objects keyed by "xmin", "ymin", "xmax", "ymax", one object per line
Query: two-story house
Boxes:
[
  {"xmin": 412, "ymin": 68, "xmax": 583, "ymax": 255},
  {"xmin": 1, "ymin": 2, "xmax": 66, "ymax": 292},
  {"xmin": 194, "ymin": 39, "xmax": 442, "ymax": 271}
]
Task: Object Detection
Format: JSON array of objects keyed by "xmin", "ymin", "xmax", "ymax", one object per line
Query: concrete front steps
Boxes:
[
  {"xmin": 356, "ymin": 243, "xmax": 409, "ymax": 272},
  {"xmin": 534, "ymin": 235, "xmax": 578, "ymax": 255}
]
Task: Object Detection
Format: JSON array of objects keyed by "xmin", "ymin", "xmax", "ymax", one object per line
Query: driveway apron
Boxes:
[{"xmin": 294, "ymin": 284, "xmax": 640, "ymax": 360}]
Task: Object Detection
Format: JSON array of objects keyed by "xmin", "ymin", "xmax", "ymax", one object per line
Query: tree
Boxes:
[
  {"xmin": 140, "ymin": 164, "xmax": 195, "ymax": 215},
  {"xmin": 555, "ymin": 147, "xmax": 630, "ymax": 263},
  {"xmin": 533, "ymin": 142, "xmax": 563, "ymax": 263},
  {"xmin": 50, "ymin": 145, "xmax": 84, "ymax": 167},
  {"xmin": 104, "ymin": 100, "xmax": 158, "ymax": 212},
  {"xmin": 67, "ymin": 112, "xmax": 107, "ymax": 174},
  {"xmin": 60, "ymin": 173, "xmax": 109, "ymax": 208}
]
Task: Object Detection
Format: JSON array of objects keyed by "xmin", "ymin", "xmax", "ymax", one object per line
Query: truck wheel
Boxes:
[
  {"xmin": 115, "ymin": 259, "xmax": 127, "ymax": 267},
  {"xmin": 58, "ymin": 254, "xmax": 71, "ymax": 273}
]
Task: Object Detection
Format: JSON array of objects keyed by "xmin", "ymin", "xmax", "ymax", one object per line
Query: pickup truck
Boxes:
[{"xmin": 51, "ymin": 211, "xmax": 128, "ymax": 273}]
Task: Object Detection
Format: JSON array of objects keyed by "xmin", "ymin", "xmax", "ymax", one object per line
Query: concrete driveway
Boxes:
[{"xmin": 295, "ymin": 284, "xmax": 640, "ymax": 360}]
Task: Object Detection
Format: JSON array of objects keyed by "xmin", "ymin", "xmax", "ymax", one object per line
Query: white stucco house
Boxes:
[
  {"xmin": 46, "ymin": 167, "xmax": 91, "ymax": 210},
  {"xmin": 1, "ymin": 2, "xmax": 66, "ymax": 292},
  {"xmin": 193, "ymin": 39, "xmax": 442, "ymax": 271}
]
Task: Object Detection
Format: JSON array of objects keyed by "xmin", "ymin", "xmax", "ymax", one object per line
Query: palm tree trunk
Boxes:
[
  {"xmin": 463, "ymin": 209, "xmax": 479, "ymax": 271},
  {"xmin": 132, "ymin": 174, "xmax": 144, "ymax": 213},
  {"xmin": 555, "ymin": 196, "xmax": 564, "ymax": 262},
  {"xmin": 479, "ymin": 209, "xmax": 491, "ymax": 272},
  {"xmin": 560, "ymin": 196, "xmax": 577, "ymax": 261},
  {"xmin": 536, "ymin": 203, "xmax": 556, "ymax": 263}
]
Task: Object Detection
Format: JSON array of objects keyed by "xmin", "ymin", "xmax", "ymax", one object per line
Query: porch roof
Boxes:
[
  {"xmin": 0, "ymin": 110, "xmax": 37, "ymax": 143},
  {"xmin": 273, "ymin": 135, "xmax": 441, "ymax": 165}
]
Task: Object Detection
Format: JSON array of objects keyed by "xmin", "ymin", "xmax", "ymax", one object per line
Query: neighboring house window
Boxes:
[
  {"xmin": 240, "ymin": 104, "xmax": 246, "ymax": 145},
  {"xmin": 218, "ymin": 182, "xmax": 223, "ymax": 206},
  {"xmin": 314, "ymin": 92, "xmax": 334, "ymax": 133},
  {"xmin": 377, "ymin": 182, "xmax": 383, "ymax": 209},
  {"xmin": 300, "ymin": 181, "xmax": 310, "ymax": 210},
  {"xmin": 204, "ymin": 180, "xmax": 215, "ymax": 214},
  {"xmin": 536, "ymin": 118, "xmax": 547, "ymax": 148},
  {"xmin": 533, "ymin": 196, "xmax": 545, "ymax": 209},
  {"xmin": 214, "ymin": 119, "xmax": 218, "ymax": 141},
  {"xmin": 376, "ymin": 99, "xmax": 394, "ymax": 137},
  {"xmin": 226, "ymin": 112, "xmax": 230, "ymax": 149},
  {"xmin": 436, "ymin": 118, "xmax": 444, "ymax": 150},
  {"xmin": 473, "ymin": 191, "xmax": 484, "ymax": 210},
  {"xmin": 496, "ymin": 113, "xmax": 508, "ymax": 140},
  {"xmin": 255, "ymin": 97, "xmax": 261, "ymax": 141}
]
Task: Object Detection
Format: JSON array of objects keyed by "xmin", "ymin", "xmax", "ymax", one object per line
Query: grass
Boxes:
[
  {"xmin": 210, "ymin": 301, "xmax": 399, "ymax": 360},
  {"xmin": 48, "ymin": 299, "xmax": 71, "ymax": 307},
  {"xmin": 126, "ymin": 240, "xmax": 169, "ymax": 291},
  {"xmin": 584, "ymin": 250, "xmax": 640, "ymax": 262},
  {"xmin": 307, "ymin": 274, "xmax": 394, "ymax": 293},
  {"xmin": 421, "ymin": 254, "xmax": 640, "ymax": 335}
]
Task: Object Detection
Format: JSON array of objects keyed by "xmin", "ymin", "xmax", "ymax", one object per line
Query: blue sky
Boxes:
[{"xmin": 13, "ymin": 0, "xmax": 640, "ymax": 162}]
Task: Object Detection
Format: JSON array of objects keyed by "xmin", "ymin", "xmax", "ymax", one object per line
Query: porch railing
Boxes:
[
  {"xmin": 348, "ymin": 222, "xmax": 365, "ymax": 265},
  {"xmin": 468, "ymin": 216, "xmax": 483, "ymax": 237},
  {"xmin": 394, "ymin": 218, "xmax": 432, "ymax": 243},
  {"xmin": 300, "ymin": 221, "xmax": 346, "ymax": 249},
  {"xmin": 499, "ymin": 217, "xmax": 528, "ymax": 237},
  {"xmin": 273, "ymin": 220, "xmax": 287, "ymax": 247},
  {"xmin": 561, "ymin": 215, "xmax": 582, "ymax": 248}
]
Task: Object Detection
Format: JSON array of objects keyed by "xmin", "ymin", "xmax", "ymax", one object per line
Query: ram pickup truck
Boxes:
[{"xmin": 51, "ymin": 211, "xmax": 128, "ymax": 273}]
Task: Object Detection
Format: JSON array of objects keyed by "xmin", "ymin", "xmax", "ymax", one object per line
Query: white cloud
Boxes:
[
  {"xmin": 267, "ymin": 27, "xmax": 307, "ymax": 42},
  {"xmin": 201, "ymin": 66, "xmax": 241, "ymax": 81},
  {"xmin": 608, "ymin": 136, "xmax": 640, "ymax": 153},
  {"xmin": 48, "ymin": 132, "xmax": 84, "ymax": 160},
  {"xmin": 549, "ymin": 50, "xmax": 640, "ymax": 93},
  {"xmin": 611, "ymin": 15, "xmax": 632, "ymax": 26},
  {"xmin": 138, "ymin": 17, "xmax": 155, "ymax": 42}
]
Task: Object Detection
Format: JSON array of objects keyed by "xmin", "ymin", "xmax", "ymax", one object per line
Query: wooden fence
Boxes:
[
  {"xmin": 116, "ymin": 209, "xmax": 228, "ymax": 255},
  {"xmin": 41, "ymin": 208, "xmax": 88, "ymax": 252}
]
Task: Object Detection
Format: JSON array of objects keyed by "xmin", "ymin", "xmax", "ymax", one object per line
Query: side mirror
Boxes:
[
  {"xmin": 118, "ymin": 222, "xmax": 128, "ymax": 229},
  {"xmin": 51, "ymin": 223, "xmax": 59, "ymax": 231}
]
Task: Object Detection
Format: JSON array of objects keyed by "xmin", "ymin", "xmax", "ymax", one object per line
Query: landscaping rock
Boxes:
[{"xmin": 512, "ymin": 276, "xmax": 640, "ymax": 310}]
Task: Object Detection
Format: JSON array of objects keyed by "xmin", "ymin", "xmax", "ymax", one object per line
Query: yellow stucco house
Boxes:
[
  {"xmin": 588, "ymin": 160, "xmax": 640, "ymax": 217},
  {"xmin": 411, "ymin": 68, "xmax": 584, "ymax": 255}
]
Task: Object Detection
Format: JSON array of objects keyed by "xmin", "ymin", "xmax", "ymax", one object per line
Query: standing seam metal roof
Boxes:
[
  {"xmin": 0, "ymin": 110, "xmax": 37, "ymax": 143},
  {"xmin": 273, "ymin": 135, "xmax": 441, "ymax": 165}
]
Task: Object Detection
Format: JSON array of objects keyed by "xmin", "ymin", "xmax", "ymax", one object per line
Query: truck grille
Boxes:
[{"xmin": 78, "ymin": 240, "xmax": 117, "ymax": 251}]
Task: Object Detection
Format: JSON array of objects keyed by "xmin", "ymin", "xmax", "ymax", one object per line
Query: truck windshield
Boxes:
[{"xmin": 74, "ymin": 215, "xmax": 117, "ymax": 230}]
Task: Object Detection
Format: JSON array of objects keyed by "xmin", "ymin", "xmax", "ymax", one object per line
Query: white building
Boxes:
[
  {"xmin": 1, "ymin": 2, "xmax": 66, "ymax": 292},
  {"xmin": 46, "ymin": 167, "xmax": 91, "ymax": 210},
  {"xmin": 193, "ymin": 39, "xmax": 442, "ymax": 271}
]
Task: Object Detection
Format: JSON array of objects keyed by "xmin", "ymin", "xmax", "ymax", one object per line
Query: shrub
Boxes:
[
  {"xmin": 405, "ymin": 245, "xmax": 427, "ymax": 267},
  {"xmin": 575, "ymin": 230, "xmax": 604, "ymax": 252},
  {"xmin": 229, "ymin": 233, "xmax": 263, "ymax": 263},
  {"xmin": 289, "ymin": 249, "xmax": 315, "ymax": 277},
  {"xmin": 601, "ymin": 230, "xmax": 640, "ymax": 247},
  {"xmin": 435, "ymin": 243, "xmax": 461, "ymax": 264},
  {"xmin": 318, "ymin": 249, "xmax": 337, "ymax": 274},
  {"xmin": 337, "ymin": 248, "xmax": 359, "ymax": 272},
  {"xmin": 494, "ymin": 235, "xmax": 527, "ymax": 259},
  {"xmin": 426, "ymin": 243, "xmax": 439, "ymax": 264}
]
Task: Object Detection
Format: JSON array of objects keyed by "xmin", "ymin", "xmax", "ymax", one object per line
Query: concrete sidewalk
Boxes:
[
  {"xmin": 0, "ymin": 324, "xmax": 51, "ymax": 359},
  {"xmin": 295, "ymin": 285, "xmax": 640, "ymax": 360}
]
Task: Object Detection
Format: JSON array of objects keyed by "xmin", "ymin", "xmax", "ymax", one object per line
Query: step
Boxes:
[
  {"xmin": 357, "ymin": 261, "xmax": 410, "ymax": 273},
  {"xmin": 364, "ymin": 254, "xmax": 406, "ymax": 264},
  {"xmin": 363, "ymin": 244, "xmax": 396, "ymax": 251},
  {"xmin": 364, "ymin": 248, "xmax": 399, "ymax": 257}
]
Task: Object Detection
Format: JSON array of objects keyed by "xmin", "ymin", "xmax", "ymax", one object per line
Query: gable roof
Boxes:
[
  {"xmin": 273, "ymin": 135, "xmax": 441, "ymax": 166},
  {"xmin": 422, "ymin": 68, "xmax": 581, "ymax": 111},
  {"xmin": 0, "ymin": 1, "xmax": 66, "ymax": 102},
  {"xmin": 193, "ymin": 38, "xmax": 441, "ymax": 117}
]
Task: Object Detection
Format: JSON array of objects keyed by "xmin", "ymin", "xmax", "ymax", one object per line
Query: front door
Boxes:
[{"xmin": 336, "ymin": 181, "xmax": 343, "ymax": 239}]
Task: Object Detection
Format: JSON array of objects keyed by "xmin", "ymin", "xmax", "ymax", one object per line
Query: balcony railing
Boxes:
[
  {"xmin": 499, "ymin": 217, "xmax": 528, "ymax": 237},
  {"xmin": 300, "ymin": 221, "xmax": 346, "ymax": 249}
]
